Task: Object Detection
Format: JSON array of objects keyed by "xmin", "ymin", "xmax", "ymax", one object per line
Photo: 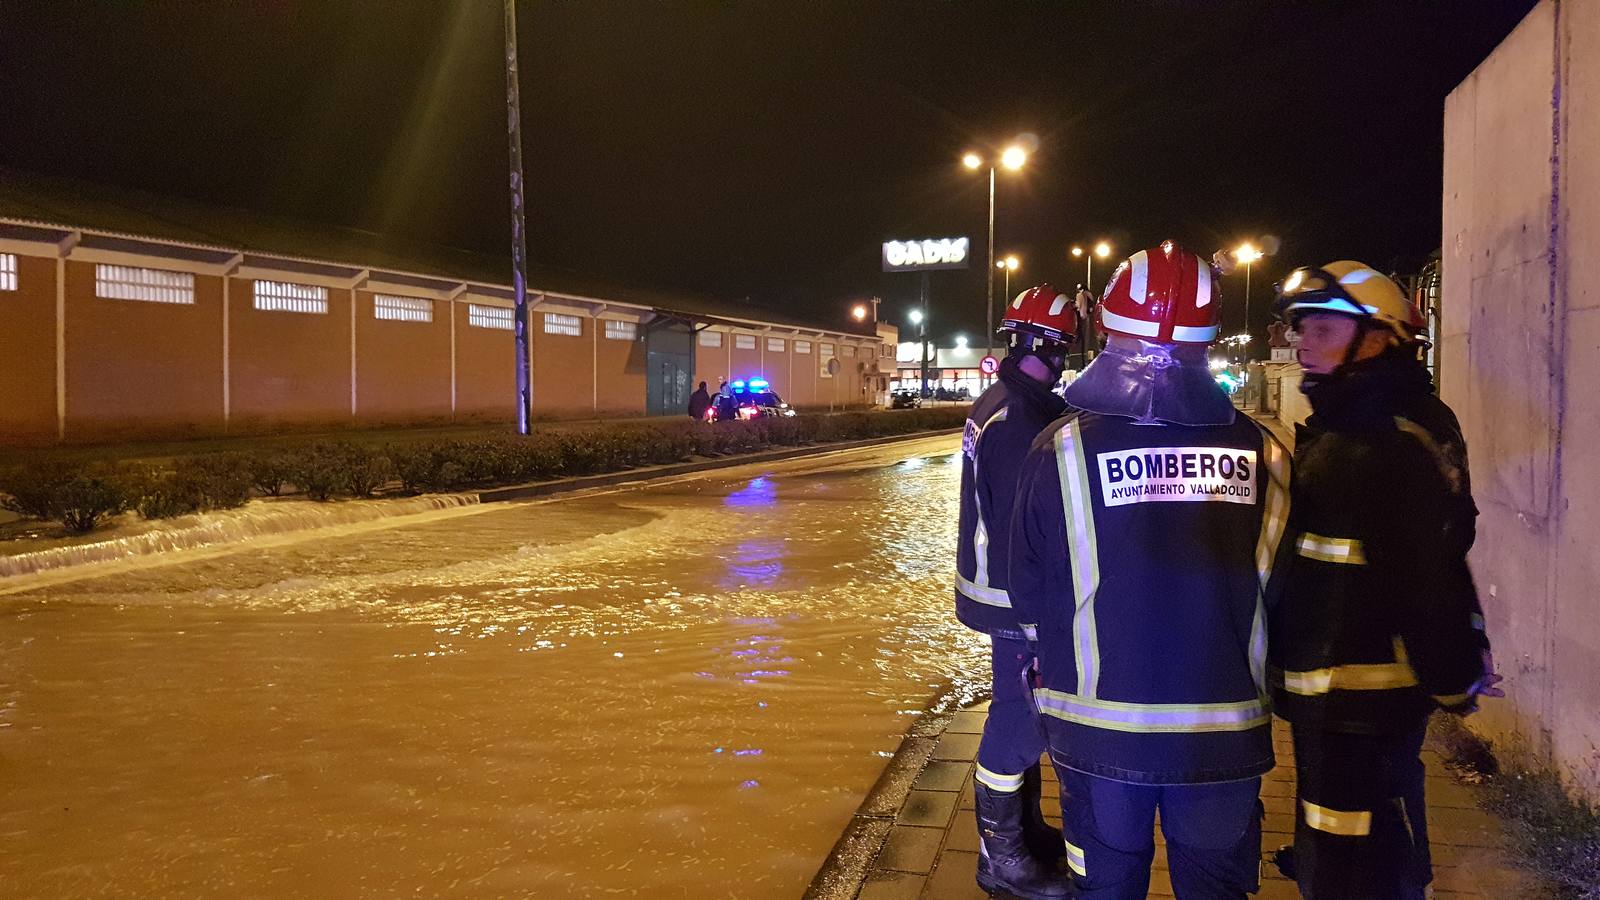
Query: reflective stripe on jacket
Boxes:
[
  {"xmin": 954, "ymin": 357, "xmax": 1067, "ymax": 639},
  {"xmin": 1010, "ymin": 410, "xmax": 1292, "ymax": 784}
]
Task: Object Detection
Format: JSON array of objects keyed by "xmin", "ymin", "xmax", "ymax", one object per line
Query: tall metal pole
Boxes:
[
  {"xmin": 1243, "ymin": 260, "xmax": 1253, "ymax": 360},
  {"xmin": 1085, "ymin": 253, "xmax": 1093, "ymax": 293},
  {"xmin": 984, "ymin": 166, "xmax": 995, "ymax": 386},
  {"xmin": 920, "ymin": 272, "xmax": 930, "ymax": 400},
  {"xmin": 504, "ymin": 0, "xmax": 533, "ymax": 434}
]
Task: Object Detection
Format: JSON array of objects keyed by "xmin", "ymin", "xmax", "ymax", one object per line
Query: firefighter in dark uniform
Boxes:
[
  {"xmin": 1268, "ymin": 262, "xmax": 1502, "ymax": 899},
  {"xmin": 1009, "ymin": 242, "xmax": 1292, "ymax": 899},
  {"xmin": 955, "ymin": 283, "xmax": 1078, "ymax": 898}
]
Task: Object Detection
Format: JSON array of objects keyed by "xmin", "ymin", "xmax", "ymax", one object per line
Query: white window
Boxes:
[
  {"xmin": 374, "ymin": 294, "xmax": 432, "ymax": 323},
  {"xmin": 0, "ymin": 254, "xmax": 16, "ymax": 292},
  {"xmin": 794, "ymin": 340, "xmax": 812, "ymax": 355},
  {"xmin": 543, "ymin": 312, "xmax": 582, "ymax": 336},
  {"xmin": 698, "ymin": 329, "xmax": 723, "ymax": 348},
  {"xmin": 882, "ymin": 344, "xmax": 894, "ymax": 358},
  {"xmin": 469, "ymin": 304, "xmax": 515, "ymax": 331},
  {"xmin": 604, "ymin": 319, "xmax": 637, "ymax": 341},
  {"xmin": 96, "ymin": 264, "xmax": 195, "ymax": 305},
  {"xmin": 820, "ymin": 342, "xmax": 836, "ymax": 358},
  {"xmin": 767, "ymin": 337, "xmax": 785, "ymax": 352},
  {"xmin": 253, "ymin": 279, "xmax": 327, "ymax": 314},
  {"xmin": 842, "ymin": 345, "xmax": 856, "ymax": 357},
  {"xmin": 735, "ymin": 334, "xmax": 757, "ymax": 350}
]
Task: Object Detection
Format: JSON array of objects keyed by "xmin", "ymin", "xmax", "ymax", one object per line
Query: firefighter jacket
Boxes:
[
  {"xmin": 1009, "ymin": 409, "xmax": 1292, "ymax": 785},
  {"xmin": 954, "ymin": 355, "xmax": 1069, "ymax": 640},
  {"xmin": 1270, "ymin": 349, "xmax": 1489, "ymax": 735}
]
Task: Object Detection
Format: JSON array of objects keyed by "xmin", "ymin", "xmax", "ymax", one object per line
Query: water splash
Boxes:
[{"xmin": 0, "ymin": 493, "xmax": 480, "ymax": 579}]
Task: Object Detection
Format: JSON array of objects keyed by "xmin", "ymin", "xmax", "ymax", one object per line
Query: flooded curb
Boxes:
[
  {"xmin": 475, "ymin": 428, "xmax": 961, "ymax": 503},
  {"xmin": 802, "ymin": 685, "xmax": 974, "ymax": 900},
  {"xmin": 1, "ymin": 429, "xmax": 959, "ymax": 582}
]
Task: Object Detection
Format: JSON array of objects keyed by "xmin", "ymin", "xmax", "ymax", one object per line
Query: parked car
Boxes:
[{"xmin": 890, "ymin": 388, "xmax": 921, "ymax": 409}]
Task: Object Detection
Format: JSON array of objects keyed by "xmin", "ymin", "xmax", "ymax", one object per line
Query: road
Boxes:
[{"xmin": 0, "ymin": 434, "xmax": 985, "ymax": 898}]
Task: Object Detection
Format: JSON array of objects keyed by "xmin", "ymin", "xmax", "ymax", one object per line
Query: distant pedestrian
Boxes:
[{"xmin": 688, "ymin": 381, "xmax": 712, "ymax": 420}]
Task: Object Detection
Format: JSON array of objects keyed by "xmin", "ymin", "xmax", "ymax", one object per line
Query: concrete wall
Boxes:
[
  {"xmin": 354, "ymin": 291, "xmax": 452, "ymax": 425},
  {"xmin": 229, "ymin": 277, "xmax": 352, "ymax": 429},
  {"xmin": 1442, "ymin": 0, "xmax": 1600, "ymax": 798}
]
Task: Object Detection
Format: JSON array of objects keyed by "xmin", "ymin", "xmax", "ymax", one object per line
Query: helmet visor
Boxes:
[{"xmin": 1274, "ymin": 266, "xmax": 1371, "ymax": 320}]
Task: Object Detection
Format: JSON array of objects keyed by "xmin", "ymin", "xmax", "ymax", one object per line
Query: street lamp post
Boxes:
[
  {"xmin": 1070, "ymin": 241, "xmax": 1114, "ymax": 293},
  {"xmin": 909, "ymin": 307, "xmax": 928, "ymax": 400},
  {"xmin": 1234, "ymin": 243, "xmax": 1264, "ymax": 360},
  {"xmin": 503, "ymin": 0, "xmax": 533, "ymax": 434},
  {"xmin": 997, "ymin": 255, "xmax": 1019, "ymax": 309},
  {"xmin": 964, "ymin": 145, "xmax": 1027, "ymax": 387}
]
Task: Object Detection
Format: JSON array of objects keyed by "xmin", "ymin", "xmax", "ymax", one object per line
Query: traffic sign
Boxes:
[{"xmin": 980, "ymin": 355, "xmax": 1000, "ymax": 376}]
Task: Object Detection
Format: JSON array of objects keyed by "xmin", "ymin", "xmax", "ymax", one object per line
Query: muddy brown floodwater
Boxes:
[{"xmin": 0, "ymin": 435, "xmax": 988, "ymax": 898}]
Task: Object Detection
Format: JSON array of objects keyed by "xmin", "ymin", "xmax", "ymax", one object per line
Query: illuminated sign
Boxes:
[{"xmin": 882, "ymin": 237, "xmax": 971, "ymax": 272}]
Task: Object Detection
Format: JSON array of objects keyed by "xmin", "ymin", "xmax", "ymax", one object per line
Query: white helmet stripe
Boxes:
[
  {"xmin": 1100, "ymin": 307, "xmax": 1161, "ymax": 337},
  {"xmin": 1128, "ymin": 251, "xmax": 1150, "ymax": 305},
  {"xmin": 1194, "ymin": 256, "xmax": 1212, "ymax": 308},
  {"xmin": 1012, "ymin": 293, "xmax": 1026, "ymax": 310},
  {"xmin": 1048, "ymin": 293, "xmax": 1070, "ymax": 316},
  {"xmin": 1171, "ymin": 323, "xmax": 1220, "ymax": 343}
]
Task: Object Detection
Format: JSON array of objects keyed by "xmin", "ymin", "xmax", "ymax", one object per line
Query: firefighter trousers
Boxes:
[
  {"xmin": 1056, "ymin": 765, "xmax": 1262, "ymax": 899},
  {"xmin": 975, "ymin": 635, "xmax": 1050, "ymax": 788},
  {"xmin": 1292, "ymin": 724, "xmax": 1432, "ymax": 900}
]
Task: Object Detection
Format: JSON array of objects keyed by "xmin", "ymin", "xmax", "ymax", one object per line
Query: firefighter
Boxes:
[
  {"xmin": 1268, "ymin": 262, "xmax": 1501, "ymax": 899},
  {"xmin": 955, "ymin": 283, "xmax": 1078, "ymax": 898},
  {"xmin": 1008, "ymin": 242, "xmax": 1292, "ymax": 899}
]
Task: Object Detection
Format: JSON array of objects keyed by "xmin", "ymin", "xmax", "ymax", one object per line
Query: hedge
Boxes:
[{"xmin": 0, "ymin": 408, "xmax": 966, "ymax": 534}]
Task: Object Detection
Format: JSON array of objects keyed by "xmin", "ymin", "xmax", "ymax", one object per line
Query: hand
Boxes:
[{"xmin": 1477, "ymin": 650, "xmax": 1506, "ymax": 699}]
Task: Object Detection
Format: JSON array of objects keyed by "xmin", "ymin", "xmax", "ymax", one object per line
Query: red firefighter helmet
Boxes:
[
  {"xmin": 999, "ymin": 283, "xmax": 1079, "ymax": 346},
  {"xmin": 1098, "ymin": 241, "xmax": 1221, "ymax": 344}
]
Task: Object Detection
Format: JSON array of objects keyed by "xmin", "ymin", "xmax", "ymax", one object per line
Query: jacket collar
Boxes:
[
  {"xmin": 1304, "ymin": 347, "xmax": 1434, "ymax": 433},
  {"xmin": 999, "ymin": 355, "xmax": 1068, "ymax": 418}
]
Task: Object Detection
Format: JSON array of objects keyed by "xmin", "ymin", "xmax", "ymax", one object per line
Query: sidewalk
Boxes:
[{"xmin": 826, "ymin": 703, "xmax": 1541, "ymax": 900}]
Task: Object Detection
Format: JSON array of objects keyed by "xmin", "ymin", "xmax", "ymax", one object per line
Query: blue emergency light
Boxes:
[
  {"xmin": 749, "ymin": 379, "xmax": 769, "ymax": 389},
  {"xmin": 731, "ymin": 380, "xmax": 747, "ymax": 392}
]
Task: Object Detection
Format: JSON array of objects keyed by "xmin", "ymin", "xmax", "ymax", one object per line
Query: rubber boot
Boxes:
[
  {"xmin": 1271, "ymin": 844, "xmax": 1297, "ymax": 881},
  {"xmin": 1021, "ymin": 764, "xmax": 1066, "ymax": 867},
  {"xmin": 975, "ymin": 783, "xmax": 1074, "ymax": 899}
]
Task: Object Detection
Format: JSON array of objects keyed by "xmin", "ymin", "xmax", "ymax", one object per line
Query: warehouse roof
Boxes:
[{"xmin": 0, "ymin": 168, "xmax": 881, "ymax": 339}]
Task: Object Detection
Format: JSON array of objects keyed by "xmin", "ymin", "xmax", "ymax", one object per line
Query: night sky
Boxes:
[{"xmin": 0, "ymin": 1, "xmax": 1536, "ymax": 343}]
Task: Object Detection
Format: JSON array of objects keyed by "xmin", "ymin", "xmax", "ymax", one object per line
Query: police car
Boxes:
[{"xmin": 709, "ymin": 379, "xmax": 797, "ymax": 421}]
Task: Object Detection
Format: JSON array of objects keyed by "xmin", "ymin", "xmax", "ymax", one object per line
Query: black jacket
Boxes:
[
  {"xmin": 953, "ymin": 356, "xmax": 1067, "ymax": 640},
  {"xmin": 1269, "ymin": 349, "xmax": 1489, "ymax": 734},
  {"xmin": 687, "ymin": 388, "xmax": 712, "ymax": 420}
]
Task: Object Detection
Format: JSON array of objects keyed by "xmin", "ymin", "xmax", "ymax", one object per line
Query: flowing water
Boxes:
[{"xmin": 0, "ymin": 435, "xmax": 987, "ymax": 898}]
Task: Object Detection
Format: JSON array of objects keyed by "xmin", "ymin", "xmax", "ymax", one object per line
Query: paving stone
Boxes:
[
  {"xmin": 857, "ymin": 869, "xmax": 927, "ymax": 900},
  {"xmin": 913, "ymin": 761, "xmax": 972, "ymax": 793},
  {"xmin": 1262, "ymin": 813, "xmax": 1296, "ymax": 835},
  {"xmin": 922, "ymin": 850, "xmax": 983, "ymax": 900},
  {"xmin": 1261, "ymin": 795, "xmax": 1296, "ymax": 817},
  {"xmin": 932, "ymin": 731, "xmax": 982, "ymax": 762},
  {"xmin": 1148, "ymin": 866, "xmax": 1174, "ymax": 896},
  {"xmin": 1425, "ymin": 776, "xmax": 1480, "ymax": 810},
  {"xmin": 898, "ymin": 790, "xmax": 960, "ymax": 828},
  {"xmin": 1254, "ymin": 877, "xmax": 1302, "ymax": 899},
  {"xmin": 945, "ymin": 810, "xmax": 980, "ymax": 852},
  {"xmin": 958, "ymin": 779, "xmax": 975, "ymax": 811},
  {"xmin": 875, "ymin": 825, "xmax": 945, "ymax": 874},
  {"xmin": 1260, "ymin": 778, "xmax": 1295, "ymax": 798},
  {"xmin": 946, "ymin": 710, "xmax": 987, "ymax": 735}
]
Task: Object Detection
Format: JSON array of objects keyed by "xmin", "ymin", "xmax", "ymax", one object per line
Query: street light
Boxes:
[
  {"xmin": 998, "ymin": 255, "xmax": 1020, "ymax": 307},
  {"xmin": 908, "ymin": 309, "xmax": 929, "ymax": 399},
  {"xmin": 851, "ymin": 303, "xmax": 868, "ymax": 323},
  {"xmin": 1234, "ymin": 243, "xmax": 1264, "ymax": 359},
  {"xmin": 962, "ymin": 142, "xmax": 1030, "ymax": 385},
  {"xmin": 1070, "ymin": 241, "xmax": 1114, "ymax": 292}
]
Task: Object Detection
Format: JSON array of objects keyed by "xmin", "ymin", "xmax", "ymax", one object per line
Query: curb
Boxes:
[
  {"xmin": 802, "ymin": 695, "xmax": 968, "ymax": 900},
  {"xmin": 475, "ymin": 428, "xmax": 962, "ymax": 503}
]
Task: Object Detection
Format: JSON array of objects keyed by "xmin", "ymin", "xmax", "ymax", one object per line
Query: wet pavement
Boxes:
[
  {"xmin": 840, "ymin": 705, "xmax": 1540, "ymax": 900},
  {"xmin": 0, "ymin": 434, "xmax": 989, "ymax": 898}
]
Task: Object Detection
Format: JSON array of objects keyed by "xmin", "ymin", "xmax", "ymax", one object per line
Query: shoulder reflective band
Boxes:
[
  {"xmin": 1252, "ymin": 431, "xmax": 1291, "ymax": 697},
  {"xmin": 975, "ymin": 763, "xmax": 1025, "ymax": 792},
  {"xmin": 956, "ymin": 575, "xmax": 1011, "ymax": 608},
  {"xmin": 1055, "ymin": 419, "xmax": 1103, "ymax": 698},
  {"xmin": 1302, "ymin": 800, "xmax": 1372, "ymax": 836},
  {"xmin": 1064, "ymin": 839, "xmax": 1087, "ymax": 878},
  {"xmin": 1296, "ymin": 533, "xmax": 1366, "ymax": 565},
  {"xmin": 1033, "ymin": 689, "xmax": 1270, "ymax": 733}
]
